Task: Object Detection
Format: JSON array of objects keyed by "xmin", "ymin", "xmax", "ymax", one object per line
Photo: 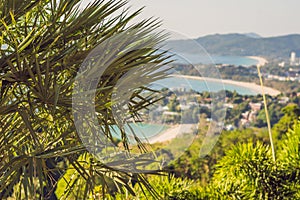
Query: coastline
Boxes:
[
  {"xmin": 148, "ymin": 124, "xmax": 195, "ymax": 144},
  {"xmin": 147, "ymin": 72, "xmax": 280, "ymax": 144},
  {"xmin": 247, "ymin": 56, "xmax": 268, "ymax": 67},
  {"xmin": 172, "ymin": 75, "xmax": 281, "ymax": 96},
  {"xmin": 147, "ymin": 62, "xmax": 280, "ymax": 143}
]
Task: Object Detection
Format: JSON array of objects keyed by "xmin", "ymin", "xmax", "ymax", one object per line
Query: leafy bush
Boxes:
[
  {"xmin": 112, "ymin": 174, "xmax": 203, "ymax": 200},
  {"xmin": 210, "ymin": 121, "xmax": 300, "ymax": 199},
  {"xmin": 278, "ymin": 120, "xmax": 300, "ymax": 198}
]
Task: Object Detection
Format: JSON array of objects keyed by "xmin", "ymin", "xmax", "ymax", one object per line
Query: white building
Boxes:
[
  {"xmin": 290, "ymin": 52, "xmax": 297, "ymax": 65},
  {"xmin": 278, "ymin": 62, "xmax": 285, "ymax": 67}
]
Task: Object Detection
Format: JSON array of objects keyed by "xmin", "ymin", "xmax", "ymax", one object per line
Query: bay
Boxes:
[
  {"xmin": 152, "ymin": 77, "xmax": 257, "ymax": 95},
  {"xmin": 171, "ymin": 52, "xmax": 258, "ymax": 66}
]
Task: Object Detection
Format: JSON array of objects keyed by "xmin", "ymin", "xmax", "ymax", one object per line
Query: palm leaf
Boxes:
[{"xmin": 0, "ymin": 0, "xmax": 169, "ymax": 199}]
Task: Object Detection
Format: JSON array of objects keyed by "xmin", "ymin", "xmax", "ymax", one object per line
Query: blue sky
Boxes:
[{"xmin": 82, "ymin": 0, "xmax": 300, "ymax": 39}]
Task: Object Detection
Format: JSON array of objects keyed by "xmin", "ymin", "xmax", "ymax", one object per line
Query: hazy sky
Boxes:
[
  {"xmin": 82, "ymin": 0, "xmax": 300, "ymax": 39},
  {"xmin": 129, "ymin": 0, "xmax": 300, "ymax": 39}
]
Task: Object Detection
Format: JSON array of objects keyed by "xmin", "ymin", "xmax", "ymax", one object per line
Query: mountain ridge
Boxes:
[{"xmin": 167, "ymin": 33, "xmax": 300, "ymax": 58}]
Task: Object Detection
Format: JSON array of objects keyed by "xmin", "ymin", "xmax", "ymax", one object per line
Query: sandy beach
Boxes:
[
  {"xmin": 247, "ymin": 56, "xmax": 268, "ymax": 67},
  {"xmin": 148, "ymin": 124, "xmax": 196, "ymax": 144},
  {"xmin": 172, "ymin": 75, "xmax": 281, "ymax": 96}
]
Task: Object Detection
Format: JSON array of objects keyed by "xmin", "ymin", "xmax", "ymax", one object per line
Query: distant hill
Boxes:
[
  {"xmin": 166, "ymin": 33, "xmax": 300, "ymax": 58},
  {"xmin": 243, "ymin": 32, "xmax": 262, "ymax": 39}
]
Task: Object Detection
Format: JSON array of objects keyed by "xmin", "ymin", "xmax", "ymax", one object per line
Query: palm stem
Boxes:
[{"xmin": 257, "ymin": 65, "xmax": 276, "ymax": 162}]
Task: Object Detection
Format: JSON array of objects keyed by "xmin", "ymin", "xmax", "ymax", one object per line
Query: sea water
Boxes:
[
  {"xmin": 152, "ymin": 77, "xmax": 257, "ymax": 95},
  {"xmin": 172, "ymin": 52, "xmax": 258, "ymax": 67}
]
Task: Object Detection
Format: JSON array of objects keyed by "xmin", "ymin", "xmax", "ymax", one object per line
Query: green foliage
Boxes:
[
  {"xmin": 212, "ymin": 142, "xmax": 279, "ymax": 199},
  {"xmin": 279, "ymin": 120, "xmax": 300, "ymax": 169},
  {"xmin": 255, "ymin": 103, "xmax": 283, "ymax": 128},
  {"xmin": 108, "ymin": 120, "xmax": 300, "ymax": 199},
  {"xmin": 108, "ymin": 120, "xmax": 300, "ymax": 200},
  {"xmin": 221, "ymin": 150, "xmax": 280, "ymax": 198},
  {"xmin": 0, "ymin": 0, "xmax": 169, "ymax": 199},
  {"xmin": 112, "ymin": 174, "xmax": 203, "ymax": 200},
  {"xmin": 278, "ymin": 121, "xmax": 300, "ymax": 198},
  {"xmin": 167, "ymin": 128, "xmax": 268, "ymax": 184},
  {"xmin": 273, "ymin": 104, "xmax": 300, "ymax": 139},
  {"xmin": 210, "ymin": 121, "xmax": 300, "ymax": 199}
]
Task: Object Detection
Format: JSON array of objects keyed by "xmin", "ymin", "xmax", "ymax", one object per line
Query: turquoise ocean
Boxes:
[
  {"xmin": 173, "ymin": 53, "xmax": 258, "ymax": 67},
  {"xmin": 152, "ymin": 77, "xmax": 257, "ymax": 95}
]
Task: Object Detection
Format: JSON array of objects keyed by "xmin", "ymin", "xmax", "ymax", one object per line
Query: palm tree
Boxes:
[{"xmin": 0, "ymin": 0, "xmax": 169, "ymax": 199}]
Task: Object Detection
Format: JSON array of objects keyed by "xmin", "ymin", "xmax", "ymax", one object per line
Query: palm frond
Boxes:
[{"xmin": 0, "ymin": 0, "xmax": 169, "ymax": 199}]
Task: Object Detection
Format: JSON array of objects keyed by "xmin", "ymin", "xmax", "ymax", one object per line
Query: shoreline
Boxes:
[
  {"xmin": 247, "ymin": 56, "xmax": 268, "ymax": 67},
  {"xmin": 172, "ymin": 75, "xmax": 281, "ymax": 96},
  {"xmin": 148, "ymin": 124, "xmax": 195, "ymax": 144}
]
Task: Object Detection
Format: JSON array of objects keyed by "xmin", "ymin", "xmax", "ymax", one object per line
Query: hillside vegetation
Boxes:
[{"xmin": 167, "ymin": 33, "xmax": 300, "ymax": 58}]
